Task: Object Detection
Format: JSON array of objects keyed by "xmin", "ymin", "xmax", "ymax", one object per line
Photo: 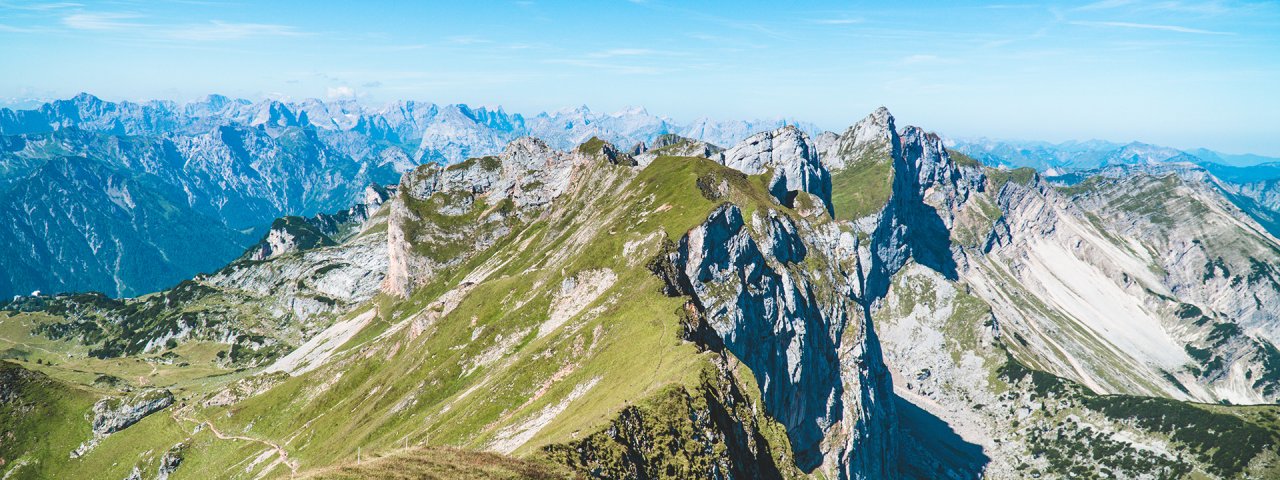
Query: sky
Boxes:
[{"xmin": 1, "ymin": 0, "xmax": 1278, "ymax": 155}]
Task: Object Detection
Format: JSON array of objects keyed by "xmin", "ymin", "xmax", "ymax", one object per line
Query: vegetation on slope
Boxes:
[
  {"xmin": 0, "ymin": 362, "xmax": 96, "ymax": 479},
  {"xmin": 299, "ymin": 446, "xmax": 576, "ymax": 480},
  {"xmin": 18, "ymin": 153, "xmax": 801, "ymax": 478},
  {"xmin": 984, "ymin": 166, "xmax": 1037, "ymax": 191},
  {"xmin": 1000, "ymin": 356, "xmax": 1280, "ymax": 479},
  {"xmin": 829, "ymin": 146, "xmax": 894, "ymax": 221}
]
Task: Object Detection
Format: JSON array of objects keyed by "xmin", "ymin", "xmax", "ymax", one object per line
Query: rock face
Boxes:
[
  {"xmin": 90, "ymin": 390, "xmax": 174, "ymax": 436},
  {"xmin": 207, "ymin": 223, "xmax": 389, "ymax": 330},
  {"xmin": 155, "ymin": 443, "xmax": 184, "ymax": 480},
  {"xmin": 545, "ymin": 360, "xmax": 798, "ymax": 479},
  {"xmin": 1218, "ymin": 176, "xmax": 1280, "ymax": 237},
  {"xmin": 969, "ymin": 163, "xmax": 1280, "ymax": 403},
  {"xmin": 811, "ymin": 109, "xmax": 1280, "ymax": 475},
  {"xmin": 244, "ymin": 217, "xmax": 337, "ymax": 261},
  {"xmin": 71, "ymin": 389, "xmax": 174, "ymax": 460},
  {"xmin": 817, "ymin": 107, "xmax": 896, "ymax": 174},
  {"xmin": 632, "ymin": 133, "xmax": 725, "ymax": 166},
  {"xmin": 721, "ymin": 126, "xmax": 833, "ymax": 214},
  {"xmin": 662, "ymin": 203, "xmax": 896, "ymax": 478},
  {"xmin": 242, "ymin": 183, "xmax": 392, "ymax": 261},
  {"xmin": 815, "ymin": 107, "xmax": 982, "ymax": 302},
  {"xmin": 383, "ymin": 137, "xmax": 578, "ymax": 297}
]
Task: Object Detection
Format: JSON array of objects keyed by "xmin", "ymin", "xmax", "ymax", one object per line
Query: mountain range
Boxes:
[
  {"xmin": 949, "ymin": 138, "xmax": 1280, "ymax": 171},
  {"xmin": 0, "ymin": 94, "xmax": 814, "ymax": 299},
  {"xmin": 950, "ymin": 138, "xmax": 1280, "ymax": 239},
  {"xmin": 2, "ymin": 103, "xmax": 1279, "ymax": 479}
]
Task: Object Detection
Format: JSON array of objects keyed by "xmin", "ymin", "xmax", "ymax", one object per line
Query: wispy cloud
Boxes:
[
  {"xmin": 446, "ymin": 35, "xmax": 491, "ymax": 45},
  {"xmin": 685, "ymin": 32, "xmax": 769, "ymax": 50},
  {"xmin": 592, "ymin": 48, "xmax": 655, "ymax": 57},
  {"xmin": 0, "ymin": 22, "xmax": 50, "ymax": 33},
  {"xmin": 811, "ymin": 18, "xmax": 863, "ymax": 25},
  {"xmin": 982, "ymin": 25, "xmax": 1051, "ymax": 48},
  {"xmin": 1069, "ymin": 20, "xmax": 1233, "ymax": 35},
  {"xmin": 586, "ymin": 48, "xmax": 685, "ymax": 58},
  {"xmin": 60, "ymin": 11, "xmax": 306, "ymax": 41},
  {"xmin": 983, "ymin": 4, "xmax": 1043, "ymax": 9},
  {"xmin": 62, "ymin": 12, "xmax": 143, "ymax": 30},
  {"xmin": 326, "ymin": 86, "xmax": 356, "ymax": 100},
  {"xmin": 544, "ymin": 58, "xmax": 666, "ymax": 75},
  {"xmin": 0, "ymin": 1, "xmax": 82, "ymax": 11},
  {"xmin": 1074, "ymin": 0, "xmax": 1137, "ymax": 11},
  {"xmin": 170, "ymin": 21, "xmax": 304, "ymax": 41},
  {"xmin": 1076, "ymin": 0, "xmax": 1237, "ymax": 15},
  {"xmin": 899, "ymin": 54, "xmax": 962, "ymax": 65}
]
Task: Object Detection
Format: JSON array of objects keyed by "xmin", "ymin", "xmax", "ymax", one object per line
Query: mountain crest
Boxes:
[{"xmin": 721, "ymin": 125, "xmax": 833, "ymax": 214}]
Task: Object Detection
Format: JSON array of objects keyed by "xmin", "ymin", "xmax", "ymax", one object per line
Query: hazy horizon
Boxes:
[{"xmin": 2, "ymin": 0, "xmax": 1278, "ymax": 155}]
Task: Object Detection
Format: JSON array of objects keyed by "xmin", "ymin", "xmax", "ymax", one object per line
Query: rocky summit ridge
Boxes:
[{"xmin": 1, "ymin": 106, "xmax": 1279, "ymax": 479}]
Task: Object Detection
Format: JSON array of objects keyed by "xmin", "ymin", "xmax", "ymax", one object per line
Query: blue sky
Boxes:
[{"xmin": 1, "ymin": 0, "xmax": 1278, "ymax": 155}]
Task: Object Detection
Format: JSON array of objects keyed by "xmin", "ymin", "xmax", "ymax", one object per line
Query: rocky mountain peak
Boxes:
[
  {"xmin": 501, "ymin": 136, "xmax": 559, "ymax": 170},
  {"xmin": 574, "ymin": 137, "xmax": 636, "ymax": 167},
  {"xmin": 614, "ymin": 105, "xmax": 648, "ymax": 116},
  {"xmin": 867, "ymin": 106, "xmax": 895, "ymax": 131},
  {"xmin": 251, "ymin": 101, "xmax": 301, "ymax": 129},
  {"xmin": 70, "ymin": 92, "xmax": 104, "ymax": 107},
  {"xmin": 721, "ymin": 125, "xmax": 833, "ymax": 214},
  {"xmin": 818, "ymin": 107, "xmax": 899, "ymax": 173}
]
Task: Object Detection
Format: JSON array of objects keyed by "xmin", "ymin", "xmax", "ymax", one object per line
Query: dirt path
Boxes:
[
  {"xmin": 137, "ymin": 363, "xmax": 159, "ymax": 385},
  {"xmin": 172, "ymin": 409, "xmax": 299, "ymax": 476}
]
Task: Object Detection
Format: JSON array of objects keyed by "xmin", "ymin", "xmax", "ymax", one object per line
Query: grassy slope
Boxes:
[
  {"xmin": 0, "ymin": 362, "xmax": 95, "ymax": 479},
  {"xmin": 829, "ymin": 145, "xmax": 893, "ymax": 221},
  {"xmin": 298, "ymin": 447, "xmax": 577, "ymax": 479},
  {"xmin": 5, "ymin": 155, "xmax": 802, "ymax": 478},
  {"xmin": 0, "ymin": 311, "xmax": 246, "ymax": 392},
  {"xmin": 0, "ymin": 210, "xmax": 400, "ymax": 397}
]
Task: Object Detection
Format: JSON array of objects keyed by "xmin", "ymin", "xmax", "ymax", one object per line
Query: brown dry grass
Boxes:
[{"xmin": 299, "ymin": 446, "xmax": 578, "ymax": 480}]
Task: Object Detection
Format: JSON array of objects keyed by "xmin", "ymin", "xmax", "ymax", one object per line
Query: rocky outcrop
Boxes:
[
  {"xmin": 721, "ymin": 126, "xmax": 833, "ymax": 215},
  {"xmin": 636, "ymin": 108, "xmax": 988, "ymax": 478},
  {"xmin": 660, "ymin": 204, "xmax": 896, "ymax": 478},
  {"xmin": 817, "ymin": 107, "xmax": 896, "ymax": 174},
  {"xmin": 383, "ymin": 137, "xmax": 577, "ymax": 297},
  {"xmin": 575, "ymin": 137, "xmax": 637, "ymax": 167},
  {"xmin": 73, "ymin": 389, "xmax": 174, "ymax": 458},
  {"xmin": 545, "ymin": 360, "xmax": 796, "ymax": 479},
  {"xmin": 243, "ymin": 217, "xmax": 336, "ymax": 261},
  {"xmin": 208, "ymin": 226, "xmax": 389, "ymax": 337},
  {"xmin": 833, "ymin": 110, "xmax": 983, "ymax": 303},
  {"xmin": 203, "ymin": 372, "xmax": 289, "ymax": 407},
  {"xmin": 632, "ymin": 134, "xmax": 724, "ymax": 166},
  {"xmin": 241, "ymin": 183, "xmax": 392, "ymax": 261},
  {"xmin": 156, "ymin": 443, "xmax": 184, "ymax": 480},
  {"xmin": 90, "ymin": 390, "xmax": 174, "ymax": 436}
]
